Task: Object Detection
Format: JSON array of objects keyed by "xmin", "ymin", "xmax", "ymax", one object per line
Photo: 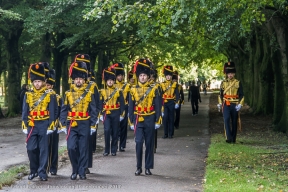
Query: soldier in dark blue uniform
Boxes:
[
  {"xmin": 129, "ymin": 58, "xmax": 162, "ymax": 176},
  {"xmin": 173, "ymin": 71, "xmax": 184, "ymax": 129},
  {"xmin": 46, "ymin": 69, "xmax": 63, "ymax": 176},
  {"xmin": 112, "ymin": 63, "xmax": 131, "ymax": 152},
  {"xmin": 128, "ymin": 70, "xmax": 136, "ymax": 85},
  {"xmin": 99, "ymin": 67, "xmax": 125, "ymax": 156},
  {"xmin": 217, "ymin": 62, "xmax": 244, "ymax": 143},
  {"xmin": 75, "ymin": 54, "xmax": 101, "ymax": 174},
  {"xmin": 188, "ymin": 80, "xmax": 201, "ymax": 116},
  {"xmin": 22, "ymin": 63, "xmax": 57, "ymax": 181},
  {"xmin": 160, "ymin": 65, "xmax": 180, "ymax": 138},
  {"xmin": 149, "ymin": 66, "xmax": 162, "ymax": 153},
  {"xmin": 59, "ymin": 61, "xmax": 98, "ymax": 180}
]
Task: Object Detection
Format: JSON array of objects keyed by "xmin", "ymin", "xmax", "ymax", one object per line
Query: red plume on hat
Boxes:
[
  {"xmin": 69, "ymin": 62, "xmax": 75, "ymax": 78},
  {"xmin": 133, "ymin": 60, "xmax": 139, "ymax": 73}
]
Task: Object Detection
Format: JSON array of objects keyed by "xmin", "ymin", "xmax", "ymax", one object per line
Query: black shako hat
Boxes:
[
  {"xmin": 163, "ymin": 65, "xmax": 173, "ymax": 76},
  {"xmin": 69, "ymin": 61, "xmax": 88, "ymax": 80},
  {"xmin": 133, "ymin": 58, "xmax": 152, "ymax": 77},
  {"xmin": 224, "ymin": 61, "xmax": 236, "ymax": 74},
  {"xmin": 28, "ymin": 63, "xmax": 46, "ymax": 82},
  {"xmin": 46, "ymin": 69, "xmax": 56, "ymax": 86}
]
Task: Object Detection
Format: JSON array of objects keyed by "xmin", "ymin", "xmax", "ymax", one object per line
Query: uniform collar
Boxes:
[
  {"xmin": 138, "ymin": 81, "xmax": 150, "ymax": 87},
  {"xmin": 33, "ymin": 86, "xmax": 46, "ymax": 93},
  {"xmin": 107, "ymin": 85, "xmax": 115, "ymax": 90},
  {"xmin": 72, "ymin": 84, "xmax": 86, "ymax": 91},
  {"xmin": 116, "ymin": 80, "xmax": 124, "ymax": 84},
  {"xmin": 227, "ymin": 78, "xmax": 235, "ymax": 82}
]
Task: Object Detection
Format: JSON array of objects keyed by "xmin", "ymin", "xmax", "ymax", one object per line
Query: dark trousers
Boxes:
[
  {"xmin": 119, "ymin": 105, "xmax": 128, "ymax": 149},
  {"xmin": 163, "ymin": 101, "xmax": 175, "ymax": 137},
  {"xmin": 88, "ymin": 130, "xmax": 96, "ymax": 168},
  {"xmin": 135, "ymin": 115, "xmax": 155, "ymax": 169},
  {"xmin": 154, "ymin": 129, "xmax": 157, "ymax": 152},
  {"xmin": 26, "ymin": 120, "xmax": 49, "ymax": 178},
  {"xmin": 48, "ymin": 129, "xmax": 59, "ymax": 173},
  {"xmin": 104, "ymin": 110, "xmax": 120, "ymax": 154},
  {"xmin": 174, "ymin": 104, "xmax": 182, "ymax": 128},
  {"xmin": 67, "ymin": 120, "xmax": 90, "ymax": 176},
  {"xmin": 223, "ymin": 103, "xmax": 238, "ymax": 142},
  {"xmin": 191, "ymin": 100, "xmax": 199, "ymax": 114}
]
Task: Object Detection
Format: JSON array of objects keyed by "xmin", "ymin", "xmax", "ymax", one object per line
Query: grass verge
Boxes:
[
  {"xmin": 58, "ymin": 145, "xmax": 67, "ymax": 155},
  {"xmin": 204, "ymin": 133, "xmax": 288, "ymax": 192},
  {"xmin": 0, "ymin": 146, "xmax": 67, "ymax": 189},
  {"xmin": 0, "ymin": 165, "xmax": 29, "ymax": 189}
]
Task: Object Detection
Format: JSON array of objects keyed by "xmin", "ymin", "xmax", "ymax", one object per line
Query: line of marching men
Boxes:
[{"xmin": 21, "ymin": 55, "xmax": 184, "ymax": 181}]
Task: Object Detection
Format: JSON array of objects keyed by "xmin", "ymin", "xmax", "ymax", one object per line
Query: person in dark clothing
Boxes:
[
  {"xmin": 173, "ymin": 71, "xmax": 184, "ymax": 129},
  {"xmin": 217, "ymin": 61, "xmax": 244, "ymax": 144},
  {"xmin": 19, "ymin": 84, "xmax": 29, "ymax": 112},
  {"xmin": 188, "ymin": 80, "xmax": 201, "ymax": 116}
]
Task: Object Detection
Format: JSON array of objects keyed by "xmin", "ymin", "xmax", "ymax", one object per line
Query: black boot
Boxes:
[
  {"xmin": 145, "ymin": 169, "xmax": 152, "ymax": 175},
  {"xmin": 135, "ymin": 168, "xmax": 142, "ymax": 176}
]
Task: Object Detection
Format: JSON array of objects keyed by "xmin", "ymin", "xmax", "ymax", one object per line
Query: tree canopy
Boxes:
[{"xmin": 1, "ymin": 0, "xmax": 288, "ymax": 132}]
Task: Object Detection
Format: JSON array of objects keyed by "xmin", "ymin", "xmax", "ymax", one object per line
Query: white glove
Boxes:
[
  {"xmin": 47, "ymin": 130, "xmax": 53, "ymax": 135},
  {"xmin": 235, "ymin": 104, "xmax": 242, "ymax": 111},
  {"xmin": 22, "ymin": 129, "xmax": 28, "ymax": 135},
  {"xmin": 130, "ymin": 125, "xmax": 134, "ymax": 130},
  {"xmin": 217, "ymin": 104, "xmax": 221, "ymax": 112},
  {"xmin": 58, "ymin": 128, "xmax": 67, "ymax": 134},
  {"xmin": 120, "ymin": 116, "xmax": 124, "ymax": 121},
  {"xmin": 96, "ymin": 118, "xmax": 99, "ymax": 125},
  {"xmin": 100, "ymin": 115, "xmax": 104, "ymax": 121},
  {"xmin": 90, "ymin": 128, "xmax": 96, "ymax": 135},
  {"xmin": 155, "ymin": 124, "xmax": 161, "ymax": 129},
  {"xmin": 175, "ymin": 104, "xmax": 179, "ymax": 109},
  {"xmin": 162, "ymin": 112, "xmax": 164, "ymax": 117}
]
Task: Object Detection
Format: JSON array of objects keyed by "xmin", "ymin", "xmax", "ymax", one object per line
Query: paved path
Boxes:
[{"xmin": 2, "ymin": 93, "xmax": 211, "ymax": 192}]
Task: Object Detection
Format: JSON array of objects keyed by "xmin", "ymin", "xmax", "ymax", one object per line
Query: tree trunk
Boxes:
[
  {"xmin": 256, "ymin": 36, "xmax": 274, "ymax": 115},
  {"xmin": 52, "ymin": 33, "xmax": 66, "ymax": 94},
  {"xmin": 251, "ymin": 30, "xmax": 262, "ymax": 111},
  {"xmin": 271, "ymin": 49, "xmax": 287, "ymax": 132},
  {"xmin": 6, "ymin": 27, "xmax": 23, "ymax": 116},
  {"xmin": 40, "ymin": 32, "xmax": 52, "ymax": 63},
  {"xmin": 61, "ymin": 56, "xmax": 69, "ymax": 97},
  {"xmin": 270, "ymin": 16, "xmax": 288, "ymax": 132}
]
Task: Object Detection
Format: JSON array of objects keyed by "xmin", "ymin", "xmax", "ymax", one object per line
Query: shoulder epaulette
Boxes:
[{"xmin": 45, "ymin": 89, "xmax": 54, "ymax": 93}]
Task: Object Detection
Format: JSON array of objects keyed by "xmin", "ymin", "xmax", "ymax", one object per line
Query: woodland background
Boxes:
[{"xmin": 0, "ymin": 0, "xmax": 288, "ymax": 132}]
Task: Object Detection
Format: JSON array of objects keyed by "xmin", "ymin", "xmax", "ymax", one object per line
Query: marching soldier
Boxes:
[
  {"xmin": 217, "ymin": 61, "xmax": 244, "ymax": 143},
  {"xmin": 129, "ymin": 58, "xmax": 162, "ymax": 176},
  {"xmin": 188, "ymin": 80, "xmax": 201, "ymax": 115},
  {"xmin": 112, "ymin": 63, "xmax": 131, "ymax": 152},
  {"xmin": 59, "ymin": 61, "xmax": 98, "ymax": 180},
  {"xmin": 128, "ymin": 70, "xmax": 136, "ymax": 85},
  {"xmin": 22, "ymin": 63, "xmax": 56, "ymax": 181},
  {"xmin": 89, "ymin": 71, "xmax": 99, "ymax": 154},
  {"xmin": 75, "ymin": 54, "xmax": 101, "ymax": 174},
  {"xmin": 149, "ymin": 66, "xmax": 162, "ymax": 153},
  {"xmin": 173, "ymin": 71, "xmax": 184, "ymax": 129},
  {"xmin": 46, "ymin": 69, "xmax": 63, "ymax": 176},
  {"xmin": 160, "ymin": 65, "xmax": 180, "ymax": 139},
  {"xmin": 99, "ymin": 67, "xmax": 125, "ymax": 156}
]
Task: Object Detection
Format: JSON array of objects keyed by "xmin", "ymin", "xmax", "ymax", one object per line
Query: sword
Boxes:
[
  {"xmin": 26, "ymin": 118, "xmax": 34, "ymax": 143},
  {"xmin": 66, "ymin": 118, "xmax": 74, "ymax": 141},
  {"xmin": 238, "ymin": 111, "xmax": 242, "ymax": 132}
]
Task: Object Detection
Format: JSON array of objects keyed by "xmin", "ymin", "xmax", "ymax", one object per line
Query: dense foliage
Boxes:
[{"xmin": 1, "ymin": 0, "xmax": 288, "ymax": 132}]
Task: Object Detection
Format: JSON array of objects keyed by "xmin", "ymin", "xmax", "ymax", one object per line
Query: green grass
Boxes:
[
  {"xmin": 204, "ymin": 134, "xmax": 288, "ymax": 192},
  {"xmin": 0, "ymin": 146, "xmax": 67, "ymax": 189},
  {"xmin": 0, "ymin": 165, "xmax": 29, "ymax": 189},
  {"xmin": 58, "ymin": 145, "xmax": 67, "ymax": 155}
]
